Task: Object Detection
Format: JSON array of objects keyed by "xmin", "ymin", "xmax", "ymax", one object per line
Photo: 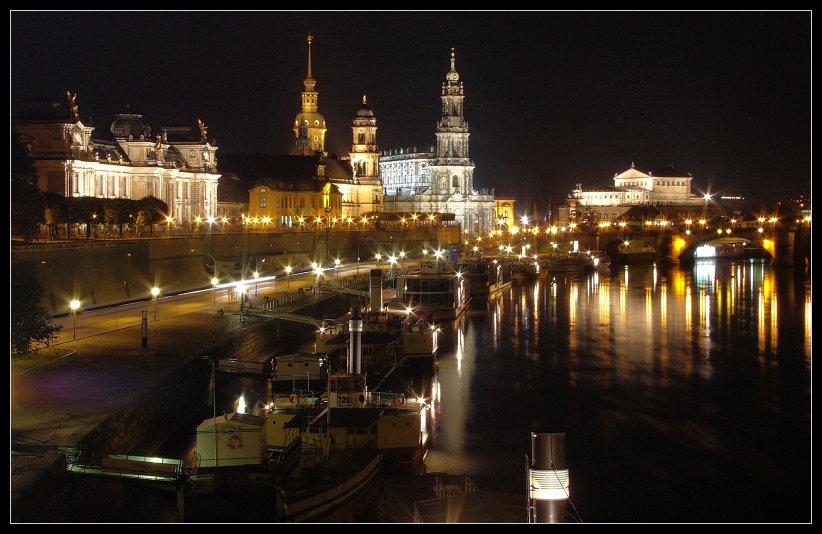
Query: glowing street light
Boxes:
[
  {"xmin": 284, "ymin": 265, "xmax": 293, "ymax": 288},
  {"xmin": 69, "ymin": 299, "xmax": 80, "ymax": 339},
  {"xmin": 150, "ymin": 286, "xmax": 160, "ymax": 320},
  {"xmin": 253, "ymin": 271, "xmax": 260, "ymax": 295},
  {"xmin": 211, "ymin": 277, "xmax": 219, "ymax": 307},
  {"xmin": 334, "ymin": 258, "xmax": 341, "ymax": 278},
  {"xmin": 374, "ymin": 253, "xmax": 382, "ymax": 268}
]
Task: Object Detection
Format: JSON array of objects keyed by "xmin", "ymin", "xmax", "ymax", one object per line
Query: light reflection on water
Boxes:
[{"xmin": 427, "ymin": 261, "xmax": 810, "ymax": 522}]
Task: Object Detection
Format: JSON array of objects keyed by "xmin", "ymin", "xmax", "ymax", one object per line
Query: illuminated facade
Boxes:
[
  {"xmin": 380, "ymin": 49, "xmax": 496, "ymax": 235},
  {"xmin": 343, "ymin": 96, "xmax": 384, "ymax": 217},
  {"xmin": 13, "ymin": 99, "xmax": 220, "ymax": 224},
  {"xmin": 247, "ymin": 178, "xmax": 342, "ymax": 227},
  {"xmin": 558, "ymin": 163, "xmax": 705, "ymax": 225},
  {"xmin": 292, "ymin": 34, "xmax": 326, "ymax": 154},
  {"xmin": 494, "ymin": 197, "xmax": 517, "ymax": 228}
]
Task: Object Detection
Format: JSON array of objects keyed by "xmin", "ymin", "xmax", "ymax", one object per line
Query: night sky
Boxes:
[{"xmin": 11, "ymin": 12, "xmax": 811, "ymax": 207}]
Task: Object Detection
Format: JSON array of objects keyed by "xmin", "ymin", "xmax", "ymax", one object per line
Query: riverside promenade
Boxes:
[{"xmin": 11, "ymin": 270, "xmax": 367, "ymax": 521}]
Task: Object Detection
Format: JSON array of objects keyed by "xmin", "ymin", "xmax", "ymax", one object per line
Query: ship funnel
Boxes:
[
  {"xmin": 528, "ymin": 432, "xmax": 569, "ymax": 523},
  {"xmin": 369, "ymin": 269, "xmax": 383, "ymax": 313},
  {"xmin": 348, "ymin": 306, "xmax": 363, "ymax": 374}
]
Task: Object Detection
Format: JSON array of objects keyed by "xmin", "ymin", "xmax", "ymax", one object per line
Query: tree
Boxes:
[
  {"xmin": 70, "ymin": 196, "xmax": 103, "ymax": 239},
  {"xmin": 11, "ymin": 264, "xmax": 61, "ymax": 355},
  {"xmin": 43, "ymin": 192, "xmax": 68, "ymax": 240},
  {"xmin": 137, "ymin": 196, "xmax": 169, "ymax": 236},
  {"xmin": 11, "ymin": 131, "xmax": 44, "ymax": 240}
]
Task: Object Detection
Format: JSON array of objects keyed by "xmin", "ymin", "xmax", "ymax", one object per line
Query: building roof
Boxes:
[
  {"xmin": 220, "ymin": 153, "xmax": 353, "ymax": 184},
  {"xmin": 217, "ymin": 173, "xmax": 251, "ymax": 203},
  {"xmin": 615, "ymin": 167, "xmax": 651, "ymax": 180}
]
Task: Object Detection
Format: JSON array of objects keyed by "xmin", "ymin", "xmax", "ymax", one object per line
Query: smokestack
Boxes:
[
  {"xmin": 348, "ymin": 307, "xmax": 363, "ymax": 374},
  {"xmin": 529, "ymin": 432, "xmax": 569, "ymax": 523},
  {"xmin": 369, "ymin": 269, "xmax": 383, "ymax": 313}
]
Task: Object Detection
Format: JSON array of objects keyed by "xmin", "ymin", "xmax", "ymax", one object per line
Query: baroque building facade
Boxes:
[
  {"xmin": 556, "ymin": 163, "xmax": 706, "ymax": 225},
  {"xmin": 13, "ymin": 98, "xmax": 219, "ymax": 224},
  {"xmin": 379, "ymin": 49, "xmax": 495, "ymax": 235}
]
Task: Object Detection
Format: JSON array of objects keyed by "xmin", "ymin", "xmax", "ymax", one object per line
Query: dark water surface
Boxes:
[{"xmin": 426, "ymin": 261, "xmax": 811, "ymax": 522}]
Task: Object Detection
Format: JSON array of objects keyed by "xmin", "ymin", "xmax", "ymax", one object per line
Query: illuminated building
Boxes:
[
  {"xmin": 292, "ymin": 34, "xmax": 326, "ymax": 155},
  {"xmin": 12, "ymin": 98, "xmax": 220, "ymax": 224},
  {"xmin": 558, "ymin": 163, "xmax": 708, "ymax": 225},
  {"xmin": 380, "ymin": 49, "xmax": 496, "ymax": 235},
  {"xmin": 288, "ymin": 36, "xmax": 381, "ymax": 218}
]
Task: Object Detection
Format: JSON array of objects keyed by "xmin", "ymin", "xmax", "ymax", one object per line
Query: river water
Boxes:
[{"xmin": 425, "ymin": 261, "xmax": 811, "ymax": 522}]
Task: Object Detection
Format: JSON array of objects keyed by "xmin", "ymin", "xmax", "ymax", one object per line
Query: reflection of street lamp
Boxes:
[
  {"xmin": 150, "ymin": 286, "xmax": 160, "ymax": 320},
  {"xmin": 69, "ymin": 299, "xmax": 80, "ymax": 339},
  {"xmin": 284, "ymin": 265, "xmax": 292, "ymax": 289},
  {"xmin": 211, "ymin": 277, "xmax": 219, "ymax": 307},
  {"xmin": 253, "ymin": 271, "xmax": 259, "ymax": 296}
]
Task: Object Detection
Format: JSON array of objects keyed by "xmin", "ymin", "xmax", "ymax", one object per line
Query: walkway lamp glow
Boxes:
[
  {"xmin": 150, "ymin": 286, "xmax": 160, "ymax": 320},
  {"xmin": 69, "ymin": 299, "xmax": 80, "ymax": 339}
]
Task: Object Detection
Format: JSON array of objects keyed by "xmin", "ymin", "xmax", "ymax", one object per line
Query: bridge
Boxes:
[{"xmin": 475, "ymin": 219, "xmax": 810, "ymax": 267}]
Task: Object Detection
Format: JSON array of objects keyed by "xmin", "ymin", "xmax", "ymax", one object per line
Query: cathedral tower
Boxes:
[
  {"xmin": 431, "ymin": 48, "xmax": 474, "ymax": 195},
  {"xmin": 292, "ymin": 34, "xmax": 327, "ymax": 154}
]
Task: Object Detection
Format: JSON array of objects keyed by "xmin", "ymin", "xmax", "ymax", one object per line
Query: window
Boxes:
[
  {"xmin": 260, "ymin": 196, "xmax": 267, "ymax": 208},
  {"xmin": 358, "ymin": 133, "xmax": 366, "ymax": 144}
]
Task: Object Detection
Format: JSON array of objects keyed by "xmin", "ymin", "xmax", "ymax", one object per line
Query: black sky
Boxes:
[{"xmin": 11, "ymin": 11, "xmax": 811, "ymax": 207}]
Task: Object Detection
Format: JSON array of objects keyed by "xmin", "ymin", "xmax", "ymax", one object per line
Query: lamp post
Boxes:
[
  {"xmin": 285, "ymin": 265, "xmax": 292, "ymax": 289},
  {"xmin": 211, "ymin": 277, "xmax": 219, "ymax": 308},
  {"xmin": 253, "ymin": 271, "xmax": 260, "ymax": 296},
  {"xmin": 150, "ymin": 286, "xmax": 160, "ymax": 321},
  {"xmin": 69, "ymin": 299, "xmax": 80, "ymax": 340},
  {"xmin": 399, "ymin": 250, "xmax": 406, "ymax": 272},
  {"xmin": 375, "ymin": 253, "xmax": 382, "ymax": 269},
  {"xmin": 334, "ymin": 258, "xmax": 341, "ymax": 279}
]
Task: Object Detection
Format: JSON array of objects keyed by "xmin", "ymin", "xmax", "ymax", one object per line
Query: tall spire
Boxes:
[
  {"xmin": 307, "ymin": 33, "xmax": 313, "ymax": 79},
  {"xmin": 446, "ymin": 47, "xmax": 459, "ymax": 83},
  {"xmin": 363, "ymin": 94, "xmax": 367, "ymax": 105},
  {"xmin": 304, "ymin": 34, "xmax": 316, "ymax": 92}
]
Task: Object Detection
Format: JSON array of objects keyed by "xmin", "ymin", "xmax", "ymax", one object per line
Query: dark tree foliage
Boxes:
[
  {"xmin": 11, "ymin": 132, "xmax": 43, "ymax": 240},
  {"xmin": 11, "ymin": 264, "xmax": 61, "ymax": 355}
]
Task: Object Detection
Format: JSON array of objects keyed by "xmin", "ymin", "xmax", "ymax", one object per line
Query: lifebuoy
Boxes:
[{"xmin": 289, "ymin": 394, "xmax": 297, "ymax": 404}]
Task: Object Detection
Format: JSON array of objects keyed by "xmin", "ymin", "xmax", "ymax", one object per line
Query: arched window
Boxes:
[{"xmin": 452, "ymin": 175, "xmax": 459, "ymax": 188}]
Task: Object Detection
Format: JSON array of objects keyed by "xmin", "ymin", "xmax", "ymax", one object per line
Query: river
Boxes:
[{"xmin": 425, "ymin": 261, "xmax": 811, "ymax": 522}]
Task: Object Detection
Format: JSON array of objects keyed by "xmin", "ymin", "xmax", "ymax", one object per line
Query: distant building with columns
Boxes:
[{"xmin": 557, "ymin": 163, "xmax": 708, "ymax": 225}]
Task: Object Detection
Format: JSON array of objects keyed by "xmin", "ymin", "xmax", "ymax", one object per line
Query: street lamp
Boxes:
[
  {"xmin": 69, "ymin": 299, "xmax": 80, "ymax": 339},
  {"xmin": 150, "ymin": 286, "xmax": 160, "ymax": 320},
  {"xmin": 253, "ymin": 271, "xmax": 260, "ymax": 296},
  {"xmin": 399, "ymin": 250, "xmax": 406, "ymax": 271},
  {"xmin": 334, "ymin": 258, "xmax": 341, "ymax": 278},
  {"xmin": 375, "ymin": 253, "xmax": 382, "ymax": 268},
  {"xmin": 211, "ymin": 277, "xmax": 219, "ymax": 307},
  {"xmin": 284, "ymin": 265, "xmax": 293, "ymax": 289}
]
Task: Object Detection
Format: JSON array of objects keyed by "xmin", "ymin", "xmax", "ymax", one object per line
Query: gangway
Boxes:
[
  {"xmin": 246, "ymin": 309, "xmax": 335, "ymax": 328},
  {"xmin": 318, "ymin": 281, "xmax": 369, "ymax": 298},
  {"xmin": 66, "ymin": 453, "xmax": 183, "ymax": 482}
]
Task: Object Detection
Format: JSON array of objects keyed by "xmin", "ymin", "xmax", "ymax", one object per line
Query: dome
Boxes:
[
  {"xmin": 356, "ymin": 104, "xmax": 374, "ymax": 118},
  {"xmin": 110, "ymin": 108, "xmax": 149, "ymax": 139},
  {"xmin": 293, "ymin": 111, "xmax": 326, "ymax": 129}
]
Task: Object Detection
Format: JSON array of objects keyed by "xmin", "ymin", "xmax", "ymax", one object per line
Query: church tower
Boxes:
[
  {"xmin": 431, "ymin": 48, "xmax": 474, "ymax": 196},
  {"xmin": 349, "ymin": 95, "xmax": 379, "ymax": 183},
  {"xmin": 292, "ymin": 34, "xmax": 327, "ymax": 154},
  {"xmin": 347, "ymin": 96, "xmax": 382, "ymax": 216}
]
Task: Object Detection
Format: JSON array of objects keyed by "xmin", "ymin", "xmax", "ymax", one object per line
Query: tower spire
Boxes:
[
  {"xmin": 307, "ymin": 33, "xmax": 313, "ymax": 79},
  {"xmin": 363, "ymin": 94, "xmax": 367, "ymax": 105},
  {"xmin": 450, "ymin": 47, "xmax": 456, "ymax": 72}
]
